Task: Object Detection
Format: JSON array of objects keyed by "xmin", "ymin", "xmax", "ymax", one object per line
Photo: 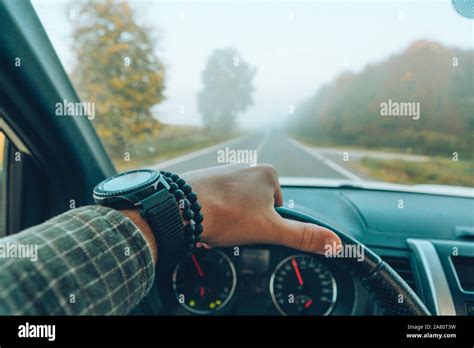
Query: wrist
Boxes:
[
  {"xmin": 120, "ymin": 209, "xmax": 158, "ymax": 264},
  {"xmin": 93, "ymin": 169, "xmax": 200, "ymax": 267}
]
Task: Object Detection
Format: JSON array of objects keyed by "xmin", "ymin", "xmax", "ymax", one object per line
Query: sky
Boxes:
[{"xmin": 32, "ymin": 0, "xmax": 473, "ymax": 129}]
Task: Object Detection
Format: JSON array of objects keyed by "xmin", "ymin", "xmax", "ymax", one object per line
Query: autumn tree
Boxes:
[
  {"xmin": 70, "ymin": 0, "xmax": 165, "ymax": 155},
  {"xmin": 289, "ymin": 41, "xmax": 474, "ymax": 157},
  {"xmin": 197, "ymin": 48, "xmax": 256, "ymax": 133}
]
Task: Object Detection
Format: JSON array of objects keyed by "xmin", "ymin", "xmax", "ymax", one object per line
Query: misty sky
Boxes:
[{"xmin": 32, "ymin": 0, "xmax": 473, "ymax": 129}]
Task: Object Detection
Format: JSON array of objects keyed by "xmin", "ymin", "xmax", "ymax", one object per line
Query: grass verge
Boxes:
[
  {"xmin": 113, "ymin": 124, "xmax": 236, "ymax": 172},
  {"xmin": 351, "ymin": 157, "xmax": 473, "ymax": 187}
]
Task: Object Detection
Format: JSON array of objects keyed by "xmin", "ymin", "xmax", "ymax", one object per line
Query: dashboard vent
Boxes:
[
  {"xmin": 382, "ymin": 256, "xmax": 418, "ymax": 295},
  {"xmin": 452, "ymin": 256, "xmax": 474, "ymax": 292}
]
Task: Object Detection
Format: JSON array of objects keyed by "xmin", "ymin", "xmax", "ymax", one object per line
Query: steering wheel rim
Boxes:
[{"xmin": 276, "ymin": 207, "xmax": 430, "ymax": 315}]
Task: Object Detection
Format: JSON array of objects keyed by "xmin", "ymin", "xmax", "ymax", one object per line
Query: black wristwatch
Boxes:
[{"xmin": 93, "ymin": 169, "xmax": 199, "ymax": 266}]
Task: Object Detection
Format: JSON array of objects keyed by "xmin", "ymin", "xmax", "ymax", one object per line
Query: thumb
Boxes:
[{"xmin": 272, "ymin": 216, "xmax": 342, "ymax": 255}]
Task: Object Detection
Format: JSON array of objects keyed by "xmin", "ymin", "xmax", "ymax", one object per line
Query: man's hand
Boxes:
[{"xmin": 182, "ymin": 164, "xmax": 342, "ymax": 254}]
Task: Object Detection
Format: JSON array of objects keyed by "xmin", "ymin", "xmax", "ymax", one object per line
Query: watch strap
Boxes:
[{"xmin": 143, "ymin": 194, "xmax": 185, "ymax": 266}]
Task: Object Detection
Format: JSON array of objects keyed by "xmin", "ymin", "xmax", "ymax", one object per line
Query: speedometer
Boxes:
[
  {"xmin": 270, "ymin": 254, "xmax": 337, "ymax": 316},
  {"xmin": 172, "ymin": 248, "xmax": 236, "ymax": 315}
]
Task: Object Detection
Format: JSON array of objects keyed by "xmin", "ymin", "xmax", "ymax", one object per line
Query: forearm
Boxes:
[{"xmin": 0, "ymin": 206, "xmax": 155, "ymax": 315}]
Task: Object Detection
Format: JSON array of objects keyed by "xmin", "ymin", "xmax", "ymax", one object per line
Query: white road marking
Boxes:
[
  {"xmin": 288, "ymin": 138, "xmax": 364, "ymax": 181},
  {"xmin": 151, "ymin": 135, "xmax": 250, "ymax": 169},
  {"xmin": 151, "ymin": 132, "xmax": 364, "ymax": 181}
]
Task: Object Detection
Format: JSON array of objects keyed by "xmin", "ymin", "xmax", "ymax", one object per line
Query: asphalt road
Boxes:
[{"xmin": 152, "ymin": 131, "xmax": 363, "ymax": 180}]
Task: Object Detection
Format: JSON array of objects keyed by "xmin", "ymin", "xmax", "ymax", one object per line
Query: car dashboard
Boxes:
[
  {"xmin": 136, "ymin": 183, "xmax": 474, "ymax": 316},
  {"xmin": 155, "ymin": 245, "xmax": 359, "ymax": 316}
]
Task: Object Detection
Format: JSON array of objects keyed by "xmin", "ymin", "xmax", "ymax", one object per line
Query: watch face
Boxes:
[
  {"xmin": 103, "ymin": 171, "xmax": 154, "ymax": 192},
  {"xmin": 94, "ymin": 169, "xmax": 160, "ymax": 196}
]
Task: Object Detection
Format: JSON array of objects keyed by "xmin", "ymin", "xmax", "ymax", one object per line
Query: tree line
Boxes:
[{"xmin": 288, "ymin": 41, "xmax": 473, "ymax": 158}]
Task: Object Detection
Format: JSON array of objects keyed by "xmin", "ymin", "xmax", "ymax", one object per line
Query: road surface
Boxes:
[{"xmin": 152, "ymin": 131, "xmax": 364, "ymax": 180}]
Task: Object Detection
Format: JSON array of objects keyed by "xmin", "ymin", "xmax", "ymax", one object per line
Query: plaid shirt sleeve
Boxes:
[{"xmin": 0, "ymin": 205, "xmax": 155, "ymax": 315}]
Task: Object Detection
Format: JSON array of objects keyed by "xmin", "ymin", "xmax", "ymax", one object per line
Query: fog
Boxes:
[{"xmin": 33, "ymin": 0, "xmax": 473, "ymax": 129}]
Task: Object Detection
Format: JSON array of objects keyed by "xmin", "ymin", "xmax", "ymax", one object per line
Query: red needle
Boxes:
[
  {"xmin": 199, "ymin": 286, "xmax": 205, "ymax": 297},
  {"xmin": 191, "ymin": 254, "xmax": 204, "ymax": 278},
  {"xmin": 291, "ymin": 258, "xmax": 304, "ymax": 286},
  {"xmin": 304, "ymin": 299, "xmax": 313, "ymax": 309}
]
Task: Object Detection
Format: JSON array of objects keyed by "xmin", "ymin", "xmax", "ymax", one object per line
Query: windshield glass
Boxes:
[{"xmin": 32, "ymin": 0, "xmax": 473, "ymax": 187}]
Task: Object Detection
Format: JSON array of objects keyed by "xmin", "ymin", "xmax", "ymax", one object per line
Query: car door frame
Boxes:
[{"xmin": 0, "ymin": 0, "xmax": 115, "ymax": 233}]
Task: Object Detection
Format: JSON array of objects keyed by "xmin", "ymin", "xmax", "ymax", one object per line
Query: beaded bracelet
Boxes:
[{"xmin": 161, "ymin": 171, "xmax": 204, "ymax": 255}]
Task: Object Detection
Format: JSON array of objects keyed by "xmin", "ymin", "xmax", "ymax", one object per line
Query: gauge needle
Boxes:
[
  {"xmin": 191, "ymin": 254, "xmax": 205, "ymax": 278},
  {"xmin": 199, "ymin": 286, "xmax": 205, "ymax": 297},
  {"xmin": 291, "ymin": 258, "xmax": 304, "ymax": 286},
  {"xmin": 304, "ymin": 299, "xmax": 313, "ymax": 309}
]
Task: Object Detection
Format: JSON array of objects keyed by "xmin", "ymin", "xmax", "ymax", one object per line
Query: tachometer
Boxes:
[
  {"xmin": 172, "ymin": 248, "xmax": 236, "ymax": 315},
  {"xmin": 270, "ymin": 254, "xmax": 337, "ymax": 316}
]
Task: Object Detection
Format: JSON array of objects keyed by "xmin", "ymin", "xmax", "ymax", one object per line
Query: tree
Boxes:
[
  {"xmin": 70, "ymin": 0, "xmax": 165, "ymax": 155},
  {"xmin": 197, "ymin": 48, "xmax": 256, "ymax": 132},
  {"xmin": 289, "ymin": 41, "xmax": 474, "ymax": 157}
]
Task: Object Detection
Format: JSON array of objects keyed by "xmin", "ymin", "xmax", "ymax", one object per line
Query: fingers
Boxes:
[
  {"xmin": 256, "ymin": 164, "xmax": 341, "ymax": 255},
  {"xmin": 273, "ymin": 186, "xmax": 284, "ymax": 207},
  {"xmin": 196, "ymin": 242, "xmax": 213, "ymax": 249},
  {"xmin": 272, "ymin": 216, "xmax": 342, "ymax": 255}
]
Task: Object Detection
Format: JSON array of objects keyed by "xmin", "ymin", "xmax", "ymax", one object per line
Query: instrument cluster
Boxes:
[{"xmin": 160, "ymin": 245, "xmax": 356, "ymax": 316}]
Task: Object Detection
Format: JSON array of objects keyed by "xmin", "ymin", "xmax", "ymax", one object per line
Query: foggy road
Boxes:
[{"xmin": 152, "ymin": 132, "xmax": 364, "ymax": 180}]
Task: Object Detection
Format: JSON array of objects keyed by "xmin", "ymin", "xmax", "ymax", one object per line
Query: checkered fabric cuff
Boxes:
[{"xmin": 0, "ymin": 205, "xmax": 155, "ymax": 315}]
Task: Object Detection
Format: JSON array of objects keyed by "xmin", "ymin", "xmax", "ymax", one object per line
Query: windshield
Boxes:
[{"xmin": 32, "ymin": 0, "xmax": 473, "ymax": 187}]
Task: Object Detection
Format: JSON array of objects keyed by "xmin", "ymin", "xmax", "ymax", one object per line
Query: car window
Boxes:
[
  {"xmin": 0, "ymin": 131, "xmax": 7, "ymax": 236},
  {"xmin": 0, "ymin": 118, "xmax": 39, "ymax": 235},
  {"xmin": 32, "ymin": 0, "xmax": 473, "ymax": 188}
]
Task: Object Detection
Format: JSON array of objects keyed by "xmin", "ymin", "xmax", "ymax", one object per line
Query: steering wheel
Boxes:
[
  {"xmin": 137, "ymin": 207, "xmax": 430, "ymax": 315},
  {"xmin": 276, "ymin": 207, "xmax": 430, "ymax": 315}
]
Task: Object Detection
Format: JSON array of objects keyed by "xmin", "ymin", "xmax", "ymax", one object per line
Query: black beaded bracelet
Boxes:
[{"xmin": 161, "ymin": 171, "xmax": 204, "ymax": 255}]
